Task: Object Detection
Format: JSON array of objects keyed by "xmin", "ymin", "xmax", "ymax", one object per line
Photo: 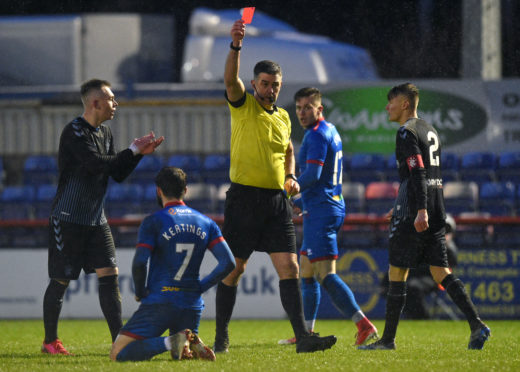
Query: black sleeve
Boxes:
[
  {"xmin": 107, "ymin": 134, "xmax": 143, "ymax": 182},
  {"xmin": 65, "ymin": 125, "xmax": 142, "ymax": 183},
  {"xmin": 402, "ymin": 130, "xmax": 428, "ymax": 210},
  {"xmin": 109, "ymin": 150, "xmax": 142, "ymax": 183},
  {"xmin": 224, "ymin": 90, "xmax": 246, "ymax": 108},
  {"xmin": 411, "ymin": 167, "xmax": 428, "ymax": 210}
]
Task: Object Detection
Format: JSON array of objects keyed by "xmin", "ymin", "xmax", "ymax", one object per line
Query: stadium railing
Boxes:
[{"xmin": 1, "ymin": 215, "xmax": 519, "ymax": 249}]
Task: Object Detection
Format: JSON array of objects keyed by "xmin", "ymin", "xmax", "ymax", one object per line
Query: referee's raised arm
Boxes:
[{"xmin": 225, "ymin": 19, "xmax": 246, "ymax": 102}]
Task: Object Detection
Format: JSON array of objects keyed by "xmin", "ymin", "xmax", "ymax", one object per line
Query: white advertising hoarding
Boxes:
[{"xmin": 0, "ymin": 249, "xmax": 285, "ymax": 319}]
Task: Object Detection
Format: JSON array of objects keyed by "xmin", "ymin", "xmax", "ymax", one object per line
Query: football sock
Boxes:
[
  {"xmin": 301, "ymin": 277, "xmax": 320, "ymax": 331},
  {"xmin": 215, "ymin": 282, "xmax": 237, "ymax": 341},
  {"xmin": 116, "ymin": 337, "xmax": 166, "ymax": 362},
  {"xmin": 352, "ymin": 310, "xmax": 366, "ymax": 325},
  {"xmin": 442, "ymin": 274, "xmax": 481, "ymax": 330},
  {"xmin": 43, "ymin": 279, "xmax": 68, "ymax": 343},
  {"xmin": 279, "ymin": 279, "xmax": 308, "ymax": 341},
  {"xmin": 382, "ymin": 281, "xmax": 406, "ymax": 343},
  {"xmin": 98, "ymin": 275, "xmax": 123, "ymax": 342},
  {"xmin": 322, "ymin": 273, "xmax": 360, "ymax": 318}
]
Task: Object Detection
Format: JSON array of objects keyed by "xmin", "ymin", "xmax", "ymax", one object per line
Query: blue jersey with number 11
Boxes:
[{"xmin": 298, "ymin": 118, "xmax": 345, "ymax": 217}]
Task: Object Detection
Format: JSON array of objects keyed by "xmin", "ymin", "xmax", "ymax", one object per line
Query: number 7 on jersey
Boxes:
[{"xmin": 173, "ymin": 243, "xmax": 195, "ymax": 280}]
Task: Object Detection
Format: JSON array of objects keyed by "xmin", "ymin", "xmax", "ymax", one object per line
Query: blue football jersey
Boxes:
[
  {"xmin": 298, "ymin": 118, "xmax": 345, "ymax": 217},
  {"xmin": 137, "ymin": 201, "xmax": 224, "ymax": 307}
]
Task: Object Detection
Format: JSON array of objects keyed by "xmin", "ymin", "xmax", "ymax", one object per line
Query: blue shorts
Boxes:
[
  {"xmin": 120, "ymin": 303, "xmax": 202, "ymax": 340},
  {"xmin": 300, "ymin": 214, "xmax": 344, "ymax": 262}
]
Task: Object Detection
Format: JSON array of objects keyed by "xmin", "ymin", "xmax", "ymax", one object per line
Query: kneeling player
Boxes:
[{"xmin": 110, "ymin": 167, "xmax": 235, "ymax": 361}]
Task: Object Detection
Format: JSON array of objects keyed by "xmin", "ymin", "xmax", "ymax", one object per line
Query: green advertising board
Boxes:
[{"xmin": 290, "ymin": 86, "xmax": 488, "ymax": 155}]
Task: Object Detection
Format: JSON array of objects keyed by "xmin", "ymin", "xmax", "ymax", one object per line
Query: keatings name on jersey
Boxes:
[{"xmin": 162, "ymin": 223, "xmax": 207, "ymax": 241}]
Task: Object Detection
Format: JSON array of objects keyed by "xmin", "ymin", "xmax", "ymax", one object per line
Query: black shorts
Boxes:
[
  {"xmin": 48, "ymin": 217, "xmax": 117, "ymax": 280},
  {"xmin": 388, "ymin": 216, "xmax": 449, "ymax": 269},
  {"xmin": 222, "ymin": 183, "xmax": 297, "ymax": 260}
]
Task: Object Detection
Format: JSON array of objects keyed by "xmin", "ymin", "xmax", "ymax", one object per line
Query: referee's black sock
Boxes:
[
  {"xmin": 279, "ymin": 278, "xmax": 308, "ymax": 341},
  {"xmin": 98, "ymin": 275, "xmax": 122, "ymax": 342},
  {"xmin": 382, "ymin": 281, "xmax": 406, "ymax": 343},
  {"xmin": 215, "ymin": 282, "xmax": 237, "ymax": 342},
  {"xmin": 442, "ymin": 274, "xmax": 482, "ymax": 330},
  {"xmin": 43, "ymin": 279, "xmax": 68, "ymax": 343}
]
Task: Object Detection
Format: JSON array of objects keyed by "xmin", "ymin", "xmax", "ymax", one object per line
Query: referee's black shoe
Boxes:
[
  {"xmin": 357, "ymin": 338, "xmax": 396, "ymax": 350},
  {"xmin": 212, "ymin": 336, "xmax": 229, "ymax": 354},
  {"xmin": 296, "ymin": 333, "xmax": 337, "ymax": 353}
]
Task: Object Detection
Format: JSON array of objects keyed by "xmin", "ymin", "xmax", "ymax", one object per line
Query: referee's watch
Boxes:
[
  {"xmin": 230, "ymin": 42, "xmax": 242, "ymax": 51},
  {"xmin": 285, "ymin": 174, "xmax": 298, "ymax": 182}
]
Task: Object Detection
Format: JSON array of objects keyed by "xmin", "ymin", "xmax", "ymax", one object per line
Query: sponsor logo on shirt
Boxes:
[
  {"xmin": 169, "ymin": 208, "xmax": 192, "ymax": 215},
  {"xmin": 161, "ymin": 286, "xmax": 183, "ymax": 292},
  {"xmin": 427, "ymin": 178, "xmax": 443, "ymax": 187}
]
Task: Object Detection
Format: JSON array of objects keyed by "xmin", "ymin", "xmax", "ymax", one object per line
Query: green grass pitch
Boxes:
[{"xmin": 1, "ymin": 319, "xmax": 518, "ymax": 371}]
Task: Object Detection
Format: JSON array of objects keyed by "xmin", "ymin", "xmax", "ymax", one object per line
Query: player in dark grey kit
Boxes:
[
  {"xmin": 42, "ymin": 79, "xmax": 164, "ymax": 355},
  {"xmin": 359, "ymin": 83, "xmax": 490, "ymax": 351}
]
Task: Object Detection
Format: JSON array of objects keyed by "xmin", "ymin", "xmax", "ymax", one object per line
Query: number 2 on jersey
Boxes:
[
  {"xmin": 427, "ymin": 131, "xmax": 440, "ymax": 166},
  {"xmin": 173, "ymin": 243, "xmax": 195, "ymax": 280}
]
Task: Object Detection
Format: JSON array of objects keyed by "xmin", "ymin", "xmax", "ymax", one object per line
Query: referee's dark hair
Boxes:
[
  {"xmin": 387, "ymin": 82, "xmax": 419, "ymax": 110},
  {"xmin": 80, "ymin": 78, "xmax": 111, "ymax": 104},
  {"xmin": 155, "ymin": 166, "xmax": 187, "ymax": 200},
  {"xmin": 254, "ymin": 60, "xmax": 282, "ymax": 78}
]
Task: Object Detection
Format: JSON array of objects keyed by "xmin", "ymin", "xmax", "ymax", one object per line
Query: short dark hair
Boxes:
[
  {"xmin": 155, "ymin": 166, "xmax": 187, "ymax": 200},
  {"xmin": 80, "ymin": 78, "xmax": 111, "ymax": 102},
  {"xmin": 294, "ymin": 87, "xmax": 322, "ymax": 104},
  {"xmin": 254, "ymin": 60, "xmax": 282, "ymax": 79},
  {"xmin": 387, "ymin": 82, "xmax": 419, "ymax": 109}
]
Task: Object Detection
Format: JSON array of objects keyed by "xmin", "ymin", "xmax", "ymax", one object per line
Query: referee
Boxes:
[
  {"xmin": 213, "ymin": 19, "xmax": 337, "ymax": 354},
  {"xmin": 42, "ymin": 79, "xmax": 164, "ymax": 355}
]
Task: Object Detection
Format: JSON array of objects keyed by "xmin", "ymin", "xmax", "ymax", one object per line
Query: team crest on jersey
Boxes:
[{"xmin": 406, "ymin": 154, "xmax": 424, "ymax": 170}]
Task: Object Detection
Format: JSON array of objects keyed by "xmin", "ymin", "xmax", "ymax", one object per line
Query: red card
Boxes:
[{"xmin": 242, "ymin": 7, "xmax": 255, "ymax": 24}]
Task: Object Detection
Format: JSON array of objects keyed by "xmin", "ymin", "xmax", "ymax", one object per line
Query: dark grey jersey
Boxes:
[
  {"xmin": 393, "ymin": 118, "xmax": 446, "ymax": 223},
  {"xmin": 51, "ymin": 116, "xmax": 142, "ymax": 225}
]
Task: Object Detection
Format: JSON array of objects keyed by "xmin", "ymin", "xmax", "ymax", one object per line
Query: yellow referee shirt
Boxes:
[{"xmin": 228, "ymin": 92, "xmax": 291, "ymax": 190}]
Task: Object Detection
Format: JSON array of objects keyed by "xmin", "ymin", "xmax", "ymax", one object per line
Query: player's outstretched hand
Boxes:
[
  {"xmin": 143, "ymin": 134, "xmax": 164, "ymax": 155},
  {"xmin": 231, "ymin": 19, "xmax": 246, "ymax": 44},
  {"xmin": 133, "ymin": 131, "xmax": 164, "ymax": 155}
]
